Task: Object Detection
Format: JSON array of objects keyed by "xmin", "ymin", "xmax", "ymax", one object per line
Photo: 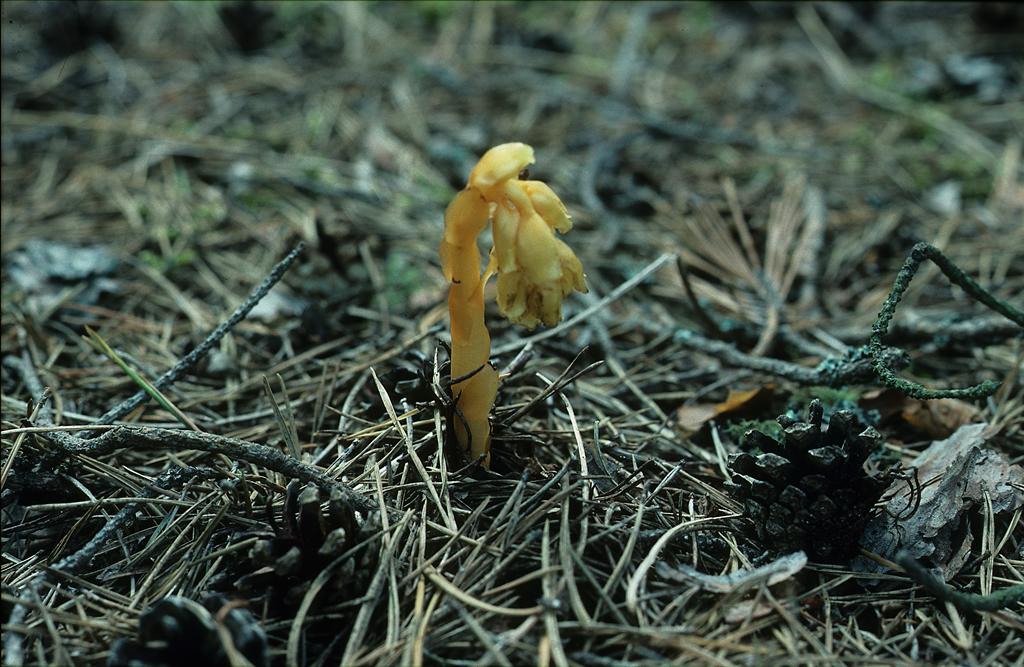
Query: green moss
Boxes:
[
  {"xmin": 237, "ymin": 190, "xmax": 278, "ymax": 210},
  {"xmin": 139, "ymin": 249, "xmax": 195, "ymax": 271},
  {"xmin": 787, "ymin": 386, "xmax": 860, "ymax": 411},
  {"xmin": 412, "ymin": 0, "xmax": 457, "ymax": 22},
  {"xmin": 382, "ymin": 253, "xmax": 426, "ymax": 308},
  {"xmin": 935, "ymin": 154, "xmax": 989, "ymax": 198},
  {"xmin": 223, "ymin": 120, "xmax": 258, "ymax": 141},
  {"xmin": 687, "ymin": 2, "xmax": 715, "ymax": 36},
  {"xmin": 904, "ymin": 149, "xmax": 990, "ymax": 198},
  {"xmin": 866, "ymin": 61, "xmax": 898, "ymax": 90},
  {"xmin": 725, "ymin": 418, "xmax": 783, "ymax": 447},
  {"xmin": 302, "ymin": 165, "xmax": 324, "ymax": 183},
  {"xmin": 194, "ymin": 201, "xmax": 226, "ymax": 226}
]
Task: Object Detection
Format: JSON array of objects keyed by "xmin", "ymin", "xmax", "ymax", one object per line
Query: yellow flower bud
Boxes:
[
  {"xmin": 469, "ymin": 143, "xmax": 534, "ymax": 195},
  {"xmin": 522, "ymin": 181, "xmax": 572, "ymax": 233}
]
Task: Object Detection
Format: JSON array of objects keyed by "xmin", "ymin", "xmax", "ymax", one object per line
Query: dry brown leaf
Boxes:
[
  {"xmin": 676, "ymin": 404, "xmax": 718, "ymax": 434},
  {"xmin": 860, "ymin": 423, "xmax": 1024, "ymax": 579},
  {"xmin": 859, "ymin": 389, "xmax": 981, "ymax": 439},
  {"xmin": 900, "ymin": 398, "xmax": 981, "ymax": 439},
  {"xmin": 676, "ymin": 386, "xmax": 774, "ymax": 433},
  {"xmin": 858, "ymin": 388, "xmax": 905, "ymax": 421}
]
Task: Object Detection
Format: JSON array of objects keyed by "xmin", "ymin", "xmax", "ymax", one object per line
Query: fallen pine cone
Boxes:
[
  {"xmin": 234, "ymin": 481, "xmax": 380, "ymax": 608},
  {"xmin": 725, "ymin": 400, "xmax": 891, "ymax": 562}
]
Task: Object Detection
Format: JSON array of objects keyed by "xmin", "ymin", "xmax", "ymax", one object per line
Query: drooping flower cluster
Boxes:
[{"xmin": 469, "ymin": 143, "xmax": 587, "ymax": 330}]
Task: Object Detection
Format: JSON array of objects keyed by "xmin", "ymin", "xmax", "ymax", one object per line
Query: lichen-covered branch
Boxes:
[
  {"xmin": 870, "ymin": 242, "xmax": 1024, "ymax": 400},
  {"xmin": 674, "ymin": 329, "xmax": 909, "ymax": 387}
]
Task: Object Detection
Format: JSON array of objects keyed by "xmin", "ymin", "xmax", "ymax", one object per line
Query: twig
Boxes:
[
  {"xmin": 5, "ymin": 354, "xmax": 375, "ymax": 526},
  {"xmin": 674, "ymin": 329, "xmax": 908, "ymax": 387},
  {"xmin": 870, "ymin": 243, "xmax": 1024, "ymax": 400},
  {"xmin": 3, "ymin": 356, "xmax": 54, "ymax": 424},
  {"xmin": 4, "ymin": 331, "xmax": 376, "ymax": 666},
  {"xmin": 679, "ymin": 243, "xmax": 1023, "ymax": 394},
  {"xmin": 835, "ymin": 316, "xmax": 1023, "ymax": 348},
  {"xmin": 34, "ymin": 425, "xmax": 376, "ymax": 513},
  {"xmin": 896, "ymin": 551, "xmax": 1024, "ymax": 613},
  {"xmin": 90, "ymin": 242, "xmax": 306, "ymax": 429}
]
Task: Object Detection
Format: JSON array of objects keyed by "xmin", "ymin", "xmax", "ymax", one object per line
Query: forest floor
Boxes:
[{"xmin": 2, "ymin": 2, "xmax": 1023, "ymax": 666}]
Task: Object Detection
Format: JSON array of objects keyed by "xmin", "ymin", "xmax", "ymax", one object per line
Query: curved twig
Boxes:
[
  {"xmin": 870, "ymin": 243, "xmax": 1024, "ymax": 400},
  {"xmin": 896, "ymin": 551, "xmax": 1024, "ymax": 613}
]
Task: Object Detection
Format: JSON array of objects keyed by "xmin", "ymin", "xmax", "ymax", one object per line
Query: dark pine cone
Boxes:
[
  {"xmin": 108, "ymin": 595, "xmax": 268, "ymax": 667},
  {"xmin": 725, "ymin": 400, "xmax": 889, "ymax": 563},
  {"xmin": 234, "ymin": 481, "xmax": 380, "ymax": 608}
]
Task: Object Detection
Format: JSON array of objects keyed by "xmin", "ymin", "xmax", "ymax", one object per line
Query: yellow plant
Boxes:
[{"xmin": 440, "ymin": 143, "xmax": 587, "ymax": 466}]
